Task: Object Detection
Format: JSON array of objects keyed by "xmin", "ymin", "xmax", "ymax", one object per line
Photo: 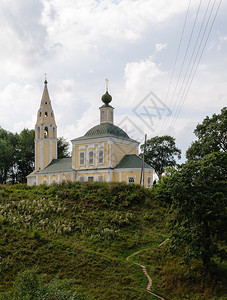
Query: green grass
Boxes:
[{"xmin": 0, "ymin": 182, "xmax": 226, "ymax": 299}]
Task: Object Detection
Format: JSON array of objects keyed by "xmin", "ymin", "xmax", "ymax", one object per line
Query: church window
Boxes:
[
  {"xmin": 53, "ymin": 127, "xmax": 56, "ymax": 139},
  {"xmin": 110, "ymin": 111, "xmax": 113, "ymax": 122},
  {"xmin": 147, "ymin": 177, "xmax": 152, "ymax": 188},
  {"xmin": 45, "ymin": 112, "xmax": 48, "ymax": 117},
  {"xmin": 98, "ymin": 150, "xmax": 104, "ymax": 164},
  {"xmin": 44, "ymin": 127, "xmax": 49, "ymax": 138},
  {"xmin": 37, "ymin": 127, "xmax": 40, "ymax": 139},
  {"xmin": 128, "ymin": 177, "xmax": 135, "ymax": 184},
  {"xmin": 79, "ymin": 176, "xmax": 84, "ymax": 182},
  {"xmin": 89, "ymin": 151, "xmax": 94, "ymax": 165},
  {"xmin": 79, "ymin": 152, "xmax": 85, "ymax": 165},
  {"xmin": 101, "ymin": 110, "xmax": 105, "ymax": 122},
  {"xmin": 51, "ymin": 112, "xmax": 53, "ymax": 117},
  {"xmin": 98, "ymin": 175, "xmax": 104, "ymax": 182},
  {"xmin": 39, "ymin": 112, "xmax": 42, "ymax": 117},
  {"xmin": 88, "ymin": 176, "xmax": 94, "ymax": 182}
]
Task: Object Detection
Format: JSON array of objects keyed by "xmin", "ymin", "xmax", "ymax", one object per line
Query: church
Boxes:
[{"xmin": 27, "ymin": 79, "xmax": 153, "ymax": 187}]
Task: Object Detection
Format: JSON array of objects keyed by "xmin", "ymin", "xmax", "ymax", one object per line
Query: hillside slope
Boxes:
[{"xmin": 0, "ymin": 182, "xmax": 169, "ymax": 299}]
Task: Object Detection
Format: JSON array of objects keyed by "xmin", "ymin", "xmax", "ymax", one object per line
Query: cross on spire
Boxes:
[
  {"xmin": 105, "ymin": 78, "xmax": 109, "ymax": 92},
  {"xmin": 44, "ymin": 73, "xmax": 47, "ymax": 84}
]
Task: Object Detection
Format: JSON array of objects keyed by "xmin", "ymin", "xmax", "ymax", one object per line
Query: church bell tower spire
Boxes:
[
  {"xmin": 35, "ymin": 77, "xmax": 58, "ymax": 171},
  {"xmin": 100, "ymin": 79, "xmax": 114, "ymax": 124}
]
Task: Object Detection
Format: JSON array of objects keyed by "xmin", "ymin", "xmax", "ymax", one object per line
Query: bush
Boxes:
[{"xmin": 0, "ymin": 269, "xmax": 88, "ymax": 300}]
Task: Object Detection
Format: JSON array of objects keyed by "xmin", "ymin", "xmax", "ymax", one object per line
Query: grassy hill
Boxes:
[{"xmin": 0, "ymin": 182, "xmax": 226, "ymax": 299}]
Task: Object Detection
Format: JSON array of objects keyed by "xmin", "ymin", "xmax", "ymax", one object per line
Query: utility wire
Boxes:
[
  {"xmin": 159, "ymin": 0, "xmax": 192, "ymax": 132},
  {"xmin": 162, "ymin": 0, "xmax": 203, "ymax": 132},
  {"xmin": 170, "ymin": 0, "xmax": 222, "ymax": 131}
]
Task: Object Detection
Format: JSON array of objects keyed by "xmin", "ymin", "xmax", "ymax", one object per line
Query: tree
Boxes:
[
  {"xmin": 186, "ymin": 107, "xmax": 227, "ymax": 160},
  {"xmin": 58, "ymin": 137, "xmax": 70, "ymax": 158},
  {"xmin": 141, "ymin": 135, "xmax": 181, "ymax": 180},
  {"xmin": 169, "ymin": 152, "xmax": 227, "ymax": 270},
  {"xmin": 16, "ymin": 129, "xmax": 35, "ymax": 183},
  {"xmin": 0, "ymin": 128, "xmax": 18, "ymax": 184}
]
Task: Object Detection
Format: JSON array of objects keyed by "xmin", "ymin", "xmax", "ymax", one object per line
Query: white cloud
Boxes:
[
  {"xmin": 0, "ymin": 0, "xmax": 226, "ymax": 162},
  {"xmin": 155, "ymin": 43, "xmax": 168, "ymax": 52}
]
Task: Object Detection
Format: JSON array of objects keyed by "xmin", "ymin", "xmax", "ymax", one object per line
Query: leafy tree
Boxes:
[
  {"xmin": 169, "ymin": 152, "xmax": 227, "ymax": 270},
  {"xmin": 58, "ymin": 137, "xmax": 70, "ymax": 158},
  {"xmin": 141, "ymin": 135, "xmax": 181, "ymax": 180},
  {"xmin": 186, "ymin": 107, "xmax": 227, "ymax": 160},
  {"xmin": 0, "ymin": 128, "xmax": 18, "ymax": 184},
  {"xmin": 16, "ymin": 129, "xmax": 35, "ymax": 183}
]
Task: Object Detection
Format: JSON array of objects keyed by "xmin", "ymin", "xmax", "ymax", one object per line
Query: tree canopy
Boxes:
[
  {"xmin": 186, "ymin": 107, "xmax": 227, "ymax": 160},
  {"xmin": 169, "ymin": 152, "xmax": 227, "ymax": 269},
  {"xmin": 0, "ymin": 127, "xmax": 71, "ymax": 183},
  {"xmin": 141, "ymin": 135, "xmax": 181, "ymax": 180}
]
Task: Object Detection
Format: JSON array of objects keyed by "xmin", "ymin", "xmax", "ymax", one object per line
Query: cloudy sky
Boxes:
[{"xmin": 0, "ymin": 0, "xmax": 226, "ymax": 161}]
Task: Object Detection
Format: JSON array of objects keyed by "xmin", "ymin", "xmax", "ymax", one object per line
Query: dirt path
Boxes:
[{"xmin": 126, "ymin": 238, "xmax": 169, "ymax": 300}]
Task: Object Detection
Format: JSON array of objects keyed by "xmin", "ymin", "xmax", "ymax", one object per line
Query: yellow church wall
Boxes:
[
  {"xmin": 112, "ymin": 142, "xmax": 138, "ymax": 167},
  {"xmin": 112, "ymin": 172, "xmax": 119, "ymax": 182},
  {"xmin": 37, "ymin": 173, "xmax": 73, "ymax": 185},
  {"xmin": 76, "ymin": 171, "xmax": 108, "ymax": 182},
  {"xmin": 73, "ymin": 142, "xmax": 108, "ymax": 170},
  {"xmin": 36, "ymin": 142, "xmax": 41, "ymax": 171},
  {"xmin": 43, "ymin": 140, "xmax": 50, "ymax": 169},
  {"xmin": 120, "ymin": 171, "xmax": 141, "ymax": 184}
]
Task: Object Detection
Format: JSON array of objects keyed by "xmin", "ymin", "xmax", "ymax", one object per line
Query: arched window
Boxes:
[
  {"xmin": 110, "ymin": 111, "xmax": 113, "ymax": 122},
  {"xmin": 37, "ymin": 127, "xmax": 40, "ymax": 139},
  {"xmin": 45, "ymin": 112, "xmax": 48, "ymax": 117},
  {"xmin": 39, "ymin": 112, "xmax": 42, "ymax": 117},
  {"xmin": 53, "ymin": 127, "xmax": 56, "ymax": 139},
  {"xmin": 44, "ymin": 127, "xmax": 49, "ymax": 138},
  {"xmin": 128, "ymin": 177, "xmax": 135, "ymax": 184},
  {"xmin": 101, "ymin": 110, "xmax": 105, "ymax": 122}
]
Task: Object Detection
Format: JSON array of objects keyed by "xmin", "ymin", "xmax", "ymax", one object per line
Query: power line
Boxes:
[{"xmin": 170, "ymin": 0, "xmax": 222, "ymax": 131}]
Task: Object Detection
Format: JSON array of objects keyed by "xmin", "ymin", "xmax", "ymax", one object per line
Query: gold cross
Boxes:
[{"xmin": 105, "ymin": 78, "xmax": 109, "ymax": 92}]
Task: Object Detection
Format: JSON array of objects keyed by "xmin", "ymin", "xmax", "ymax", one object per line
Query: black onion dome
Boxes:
[
  {"xmin": 84, "ymin": 123, "xmax": 129, "ymax": 139},
  {"xmin": 101, "ymin": 91, "xmax": 112, "ymax": 105}
]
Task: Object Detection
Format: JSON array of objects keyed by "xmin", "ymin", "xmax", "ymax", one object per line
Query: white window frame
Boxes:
[
  {"xmin": 79, "ymin": 176, "xmax": 84, "ymax": 182},
  {"xmin": 79, "ymin": 152, "xmax": 85, "ymax": 166},
  {"xmin": 98, "ymin": 175, "xmax": 104, "ymax": 182},
  {"xmin": 128, "ymin": 176, "xmax": 136, "ymax": 184},
  {"xmin": 89, "ymin": 151, "xmax": 94, "ymax": 165},
  {"xmin": 98, "ymin": 149, "xmax": 104, "ymax": 164},
  {"xmin": 147, "ymin": 176, "xmax": 152, "ymax": 188},
  {"xmin": 101, "ymin": 110, "xmax": 105, "ymax": 122},
  {"xmin": 88, "ymin": 176, "xmax": 94, "ymax": 182}
]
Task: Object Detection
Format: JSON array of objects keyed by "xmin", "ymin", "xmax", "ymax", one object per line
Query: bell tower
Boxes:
[{"xmin": 35, "ymin": 78, "xmax": 57, "ymax": 171}]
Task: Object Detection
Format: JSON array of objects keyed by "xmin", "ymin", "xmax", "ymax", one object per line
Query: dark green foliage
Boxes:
[
  {"xmin": 186, "ymin": 107, "xmax": 227, "ymax": 160},
  {"xmin": 15, "ymin": 129, "xmax": 35, "ymax": 183},
  {"xmin": 0, "ymin": 269, "xmax": 87, "ymax": 300},
  {"xmin": 169, "ymin": 152, "xmax": 227, "ymax": 269},
  {"xmin": 57, "ymin": 137, "xmax": 70, "ymax": 158},
  {"xmin": 141, "ymin": 135, "xmax": 181, "ymax": 180}
]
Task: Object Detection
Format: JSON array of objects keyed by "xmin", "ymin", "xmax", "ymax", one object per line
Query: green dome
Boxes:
[
  {"xmin": 85, "ymin": 123, "xmax": 129, "ymax": 139},
  {"xmin": 101, "ymin": 91, "xmax": 112, "ymax": 105}
]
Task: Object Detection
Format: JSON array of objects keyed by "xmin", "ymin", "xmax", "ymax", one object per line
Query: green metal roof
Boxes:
[
  {"xmin": 115, "ymin": 154, "xmax": 152, "ymax": 169},
  {"xmin": 72, "ymin": 123, "xmax": 138, "ymax": 142},
  {"xmin": 38, "ymin": 158, "xmax": 73, "ymax": 174}
]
